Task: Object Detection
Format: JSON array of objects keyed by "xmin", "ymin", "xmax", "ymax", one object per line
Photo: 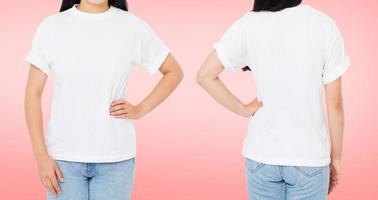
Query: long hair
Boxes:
[
  {"xmin": 253, "ymin": 0, "xmax": 302, "ymax": 12},
  {"xmin": 242, "ymin": 0, "xmax": 302, "ymax": 72},
  {"xmin": 60, "ymin": 0, "xmax": 128, "ymax": 12}
]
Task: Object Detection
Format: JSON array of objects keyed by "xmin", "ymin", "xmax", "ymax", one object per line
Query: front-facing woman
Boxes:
[
  {"xmin": 197, "ymin": 0, "xmax": 349, "ymax": 199},
  {"xmin": 24, "ymin": 0, "xmax": 183, "ymax": 199}
]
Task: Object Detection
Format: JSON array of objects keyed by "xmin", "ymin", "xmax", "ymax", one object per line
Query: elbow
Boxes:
[
  {"xmin": 196, "ymin": 73, "xmax": 206, "ymax": 86},
  {"xmin": 24, "ymin": 89, "xmax": 42, "ymax": 110},
  {"xmin": 25, "ymin": 87, "xmax": 43, "ymax": 100},
  {"xmin": 196, "ymin": 70, "xmax": 212, "ymax": 86},
  {"xmin": 163, "ymin": 64, "xmax": 184, "ymax": 83},
  {"xmin": 328, "ymin": 101, "xmax": 344, "ymax": 113},
  {"xmin": 177, "ymin": 67, "xmax": 184, "ymax": 83},
  {"xmin": 171, "ymin": 65, "xmax": 184, "ymax": 85},
  {"xmin": 195, "ymin": 72, "xmax": 204, "ymax": 85},
  {"xmin": 331, "ymin": 103, "xmax": 344, "ymax": 112}
]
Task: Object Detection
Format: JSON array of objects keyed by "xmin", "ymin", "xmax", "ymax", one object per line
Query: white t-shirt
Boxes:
[
  {"xmin": 214, "ymin": 4, "xmax": 350, "ymax": 166},
  {"xmin": 25, "ymin": 5, "xmax": 170, "ymax": 162}
]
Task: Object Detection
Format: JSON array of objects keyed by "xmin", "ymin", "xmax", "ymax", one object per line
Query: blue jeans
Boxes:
[
  {"xmin": 246, "ymin": 158, "xmax": 330, "ymax": 200},
  {"xmin": 47, "ymin": 158, "xmax": 135, "ymax": 200}
]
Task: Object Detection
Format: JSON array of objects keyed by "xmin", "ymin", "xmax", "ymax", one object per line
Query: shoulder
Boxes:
[
  {"xmin": 35, "ymin": 10, "xmax": 72, "ymax": 31},
  {"xmin": 309, "ymin": 6, "xmax": 344, "ymax": 43},
  {"xmin": 237, "ymin": 12, "xmax": 254, "ymax": 24},
  {"xmin": 111, "ymin": 8, "xmax": 150, "ymax": 28},
  {"xmin": 223, "ymin": 12, "xmax": 254, "ymax": 31},
  {"xmin": 302, "ymin": 5, "xmax": 339, "ymax": 30},
  {"xmin": 110, "ymin": 9, "xmax": 159, "ymax": 39},
  {"xmin": 237, "ymin": 11, "xmax": 271, "ymax": 28},
  {"xmin": 32, "ymin": 14, "xmax": 58, "ymax": 36}
]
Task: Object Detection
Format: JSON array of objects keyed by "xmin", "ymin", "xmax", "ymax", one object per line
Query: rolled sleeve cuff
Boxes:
[
  {"xmin": 146, "ymin": 46, "xmax": 171, "ymax": 75},
  {"xmin": 214, "ymin": 42, "xmax": 237, "ymax": 71},
  {"xmin": 323, "ymin": 56, "xmax": 350, "ymax": 84},
  {"xmin": 25, "ymin": 51, "xmax": 53, "ymax": 76}
]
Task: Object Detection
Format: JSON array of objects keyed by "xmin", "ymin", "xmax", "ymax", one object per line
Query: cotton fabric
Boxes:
[
  {"xmin": 214, "ymin": 4, "xmax": 350, "ymax": 166},
  {"xmin": 25, "ymin": 5, "xmax": 170, "ymax": 162}
]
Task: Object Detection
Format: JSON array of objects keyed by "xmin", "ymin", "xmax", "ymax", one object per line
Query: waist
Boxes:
[{"xmin": 48, "ymin": 111, "xmax": 134, "ymax": 132}]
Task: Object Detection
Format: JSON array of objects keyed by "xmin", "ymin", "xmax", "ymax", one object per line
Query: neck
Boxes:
[{"xmin": 77, "ymin": 1, "xmax": 110, "ymax": 13}]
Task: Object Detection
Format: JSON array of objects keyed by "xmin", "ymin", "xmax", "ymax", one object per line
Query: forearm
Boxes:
[
  {"xmin": 197, "ymin": 77, "xmax": 246, "ymax": 116},
  {"xmin": 327, "ymin": 106, "xmax": 344, "ymax": 161},
  {"xmin": 138, "ymin": 70, "xmax": 182, "ymax": 115},
  {"xmin": 24, "ymin": 94, "xmax": 48, "ymax": 158}
]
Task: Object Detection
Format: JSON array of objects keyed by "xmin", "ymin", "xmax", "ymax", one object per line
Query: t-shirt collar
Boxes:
[{"xmin": 69, "ymin": 4, "xmax": 116, "ymax": 20}]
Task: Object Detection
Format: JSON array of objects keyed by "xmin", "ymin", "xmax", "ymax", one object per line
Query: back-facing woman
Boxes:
[{"xmin": 197, "ymin": 0, "xmax": 349, "ymax": 199}]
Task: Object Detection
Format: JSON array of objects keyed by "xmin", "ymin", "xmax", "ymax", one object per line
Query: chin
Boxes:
[{"xmin": 87, "ymin": 0, "xmax": 108, "ymax": 5}]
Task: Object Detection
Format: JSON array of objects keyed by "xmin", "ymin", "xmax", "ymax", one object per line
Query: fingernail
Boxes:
[{"xmin": 60, "ymin": 178, "xmax": 64, "ymax": 182}]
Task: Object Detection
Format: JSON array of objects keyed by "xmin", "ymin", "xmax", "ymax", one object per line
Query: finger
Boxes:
[
  {"xmin": 329, "ymin": 179, "xmax": 338, "ymax": 194},
  {"xmin": 110, "ymin": 109, "xmax": 128, "ymax": 116},
  {"xmin": 44, "ymin": 179, "xmax": 57, "ymax": 196},
  {"xmin": 51, "ymin": 175, "xmax": 61, "ymax": 194},
  {"xmin": 111, "ymin": 99, "xmax": 126, "ymax": 106},
  {"xmin": 114, "ymin": 114, "xmax": 128, "ymax": 119},
  {"xmin": 331, "ymin": 174, "xmax": 340, "ymax": 181},
  {"xmin": 109, "ymin": 104, "xmax": 126, "ymax": 112},
  {"xmin": 334, "ymin": 179, "xmax": 340, "ymax": 185},
  {"xmin": 328, "ymin": 183, "xmax": 334, "ymax": 194},
  {"xmin": 335, "ymin": 173, "xmax": 342, "ymax": 181},
  {"xmin": 328, "ymin": 176, "xmax": 334, "ymax": 194},
  {"xmin": 55, "ymin": 165, "xmax": 64, "ymax": 182}
]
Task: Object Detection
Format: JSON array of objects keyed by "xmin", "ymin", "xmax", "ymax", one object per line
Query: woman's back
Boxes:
[{"xmin": 214, "ymin": 4, "xmax": 349, "ymax": 166}]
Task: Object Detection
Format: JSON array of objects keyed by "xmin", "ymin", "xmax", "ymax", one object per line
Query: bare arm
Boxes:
[
  {"xmin": 110, "ymin": 53, "xmax": 183, "ymax": 119},
  {"xmin": 24, "ymin": 65, "xmax": 63, "ymax": 197},
  {"xmin": 196, "ymin": 50, "xmax": 262, "ymax": 117},
  {"xmin": 25, "ymin": 65, "xmax": 48, "ymax": 158},
  {"xmin": 325, "ymin": 77, "xmax": 344, "ymax": 161},
  {"xmin": 324, "ymin": 77, "xmax": 344, "ymax": 194}
]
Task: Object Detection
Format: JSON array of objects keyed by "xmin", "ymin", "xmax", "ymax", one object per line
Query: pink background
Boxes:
[{"xmin": 1, "ymin": 0, "xmax": 377, "ymax": 199}]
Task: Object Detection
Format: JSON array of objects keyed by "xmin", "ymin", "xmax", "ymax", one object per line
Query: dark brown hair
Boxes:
[
  {"xmin": 60, "ymin": 0, "xmax": 128, "ymax": 12},
  {"xmin": 242, "ymin": 0, "xmax": 302, "ymax": 72}
]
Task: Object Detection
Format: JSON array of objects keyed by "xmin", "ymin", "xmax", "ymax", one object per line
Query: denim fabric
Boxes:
[
  {"xmin": 246, "ymin": 158, "xmax": 330, "ymax": 200},
  {"xmin": 47, "ymin": 158, "xmax": 135, "ymax": 200}
]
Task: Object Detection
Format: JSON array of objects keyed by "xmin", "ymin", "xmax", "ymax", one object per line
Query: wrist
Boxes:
[
  {"xmin": 34, "ymin": 151, "xmax": 49, "ymax": 161},
  {"xmin": 137, "ymin": 103, "xmax": 149, "ymax": 117},
  {"xmin": 33, "ymin": 146, "xmax": 48, "ymax": 156},
  {"xmin": 331, "ymin": 158, "xmax": 342, "ymax": 163},
  {"xmin": 237, "ymin": 103, "xmax": 249, "ymax": 117},
  {"xmin": 331, "ymin": 153, "xmax": 342, "ymax": 162}
]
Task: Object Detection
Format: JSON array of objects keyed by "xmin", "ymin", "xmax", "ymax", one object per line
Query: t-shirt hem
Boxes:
[
  {"xmin": 49, "ymin": 152, "xmax": 136, "ymax": 163},
  {"xmin": 323, "ymin": 56, "xmax": 350, "ymax": 84},
  {"xmin": 213, "ymin": 43, "xmax": 237, "ymax": 71},
  {"xmin": 147, "ymin": 47, "xmax": 170, "ymax": 75},
  {"xmin": 24, "ymin": 52, "xmax": 53, "ymax": 76},
  {"xmin": 242, "ymin": 152, "xmax": 331, "ymax": 167}
]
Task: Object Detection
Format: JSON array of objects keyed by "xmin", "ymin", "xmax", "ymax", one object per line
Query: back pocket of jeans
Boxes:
[
  {"xmin": 294, "ymin": 166, "xmax": 324, "ymax": 178},
  {"xmin": 246, "ymin": 159, "xmax": 266, "ymax": 174}
]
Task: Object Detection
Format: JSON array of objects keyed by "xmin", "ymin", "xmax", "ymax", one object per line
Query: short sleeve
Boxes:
[
  {"xmin": 322, "ymin": 22, "xmax": 350, "ymax": 84},
  {"xmin": 213, "ymin": 14, "xmax": 249, "ymax": 70},
  {"xmin": 24, "ymin": 18, "xmax": 53, "ymax": 76},
  {"xmin": 136, "ymin": 21, "xmax": 170, "ymax": 75}
]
